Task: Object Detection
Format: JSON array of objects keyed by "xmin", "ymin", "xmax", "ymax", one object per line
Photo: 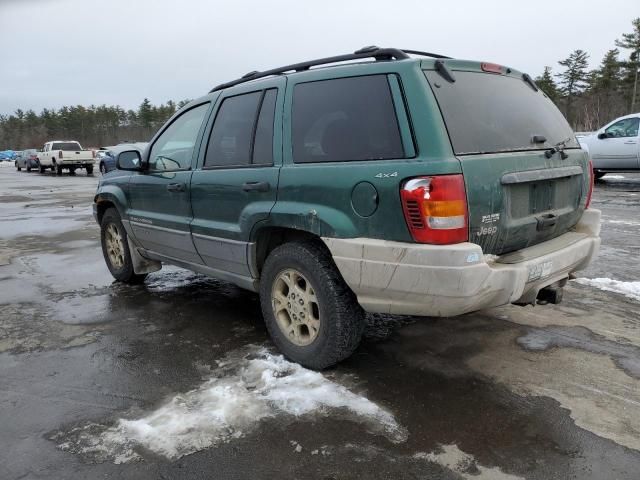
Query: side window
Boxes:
[
  {"xmin": 252, "ymin": 89, "xmax": 277, "ymax": 165},
  {"xmin": 292, "ymin": 75, "xmax": 404, "ymax": 163},
  {"xmin": 605, "ymin": 117, "xmax": 640, "ymax": 138},
  {"xmin": 204, "ymin": 92, "xmax": 262, "ymax": 167},
  {"xmin": 149, "ymin": 103, "xmax": 209, "ymax": 172}
]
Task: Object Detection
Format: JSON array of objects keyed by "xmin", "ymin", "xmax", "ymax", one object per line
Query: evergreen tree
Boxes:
[
  {"xmin": 535, "ymin": 66, "xmax": 560, "ymax": 104},
  {"xmin": 615, "ymin": 17, "xmax": 640, "ymax": 110},
  {"xmin": 556, "ymin": 49, "xmax": 590, "ymax": 125}
]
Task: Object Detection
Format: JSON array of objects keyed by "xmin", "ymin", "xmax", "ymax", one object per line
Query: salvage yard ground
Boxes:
[{"xmin": 1, "ymin": 162, "xmax": 639, "ymax": 479}]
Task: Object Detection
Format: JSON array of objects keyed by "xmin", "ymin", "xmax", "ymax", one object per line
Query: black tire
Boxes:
[
  {"xmin": 86, "ymin": 165, "xmax": 94, "ymax": 175},
  {"xmin": 100, "ymin": 163, "xmax": 106, "ymax": 175},
  {"xmin": 100, "ymin": 208, "xmax": 147, "ymax": 284},
  {"xmin": 69, "ymin": 167, "xmax": 76, "ymax": 175},
  {"xmin": 259, "ymin": 241, "xmax": 365, "ymax": 370},
  {"xmin": 26, "ymin": 165, "xmax": 31, "ymax": 172},
  {"xmin": 17, "ymin": 165, "xmax": 21, "ymax": 171},
  {"xmin": 55, "ymin": 163, "xmax": 63, "ymax": 175},
  {"xmin": 39, "ymin": 165, "xmax": 46, "ymax": 173},
  {"xmin": 594, "ymin": 170, "xmax": 606, "ymax": 180}
]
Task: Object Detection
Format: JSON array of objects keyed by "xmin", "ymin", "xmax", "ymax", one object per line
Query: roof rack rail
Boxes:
[
  {"xmin": 210, "ymin": 46, "xmax": 420, "ymax": 92},
  {"xmin": 400, "ymin": 49, "xmax": 451, "ymax": 59}
]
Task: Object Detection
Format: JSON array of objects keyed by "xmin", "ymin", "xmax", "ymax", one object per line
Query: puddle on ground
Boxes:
[{"xmin": 52, "ymin": 345, "xmax": 407, "ymax": 462}]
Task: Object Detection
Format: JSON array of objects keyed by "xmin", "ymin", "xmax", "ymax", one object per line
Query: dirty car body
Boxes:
[{"xmin": 94, "ymin": 47, "xmax": 600, "ymax": 368}]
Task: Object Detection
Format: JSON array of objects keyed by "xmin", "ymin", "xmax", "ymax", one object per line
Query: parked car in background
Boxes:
[
  {"xmin": 578, "ymin": 113, "xmax": 640, "ymax": 179},
  {"xmin": 15, "ymin": 149, "xmax": 39, "ymax": 171},
  {"xmin": 37, "ymin": 141, "xmax": 95, "ymax": 175},
  {"xmin": 98, "ymin": 142, "xmax": 148, "ymax": 174},
  {"xmin": 0, "ymin": 150, "xmax": 16, "ymax": 161},
  {"xmin": 94, "ymin": 47, "xmax": 600, "ymax": 369}
]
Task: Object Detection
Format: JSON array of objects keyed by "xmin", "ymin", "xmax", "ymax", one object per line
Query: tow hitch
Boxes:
[{"xmin": 536, "ymin": 284, "xmax": 564, "ymax": 305}]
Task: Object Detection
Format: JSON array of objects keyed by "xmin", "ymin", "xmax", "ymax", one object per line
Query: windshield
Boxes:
[
  {"xmin": 424, "ymin": 70, "xmax": 579, "ymax": 155},
  {"xmin": 52, "ymin": 142, "xmax": 82, "ymax": 151}
]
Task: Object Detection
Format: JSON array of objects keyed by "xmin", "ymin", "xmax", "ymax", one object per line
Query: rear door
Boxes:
[
  {"xmin": 189, "ymin": 77, "xmax": 284, "ymax": 277},
  {"xmin": 127, "ymin": 102, "xmax": 211, "ymax": 264},
  {"xmin": 424, "ymin": 63, "xmax": 590, "ymax": 255},
  {"xmin": 590, "ymin": 116, "xmax": 640, "ymax": 170}
]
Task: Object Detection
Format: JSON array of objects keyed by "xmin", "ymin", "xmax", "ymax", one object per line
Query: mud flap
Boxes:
[{"xmin": 127, "ymin": 237, "xmax": 162, "ymax": 274}]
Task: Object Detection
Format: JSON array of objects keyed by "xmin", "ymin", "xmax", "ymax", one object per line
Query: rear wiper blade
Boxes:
[{"xmin": 545, "ymin": 137, "xmax": 572, "ymax": 159}]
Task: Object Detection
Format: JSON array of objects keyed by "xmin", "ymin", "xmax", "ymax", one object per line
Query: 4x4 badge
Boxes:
[{"xmin": 374, "ymin": 172, "xmax": 398, "ymax": 178}]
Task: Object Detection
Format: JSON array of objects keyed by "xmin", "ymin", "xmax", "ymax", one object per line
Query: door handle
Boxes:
[
  {"xmin": 623, "ymin": 140, "xmax": 637, "ymax": 144},
  {"xmin": 166, "ymin": 182, "xmax": 186, "ymax": 192},
  {"xmin": 242, "ymin": 181, "xmax": 270, "ymax": 192}
]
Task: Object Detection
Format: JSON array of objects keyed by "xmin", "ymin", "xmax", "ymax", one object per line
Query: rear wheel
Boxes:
[
  {"xmin": 86, "ymin": 165, "xmax": 94, "ymax": 175},
  {"xmin": 69, "ymin": 167, "xmax": 76, "ymax": 175},
  {"xmin": 26, "ymin": 165, "xmax": 31, "ymax": 172},
  {"xmin": 259, "ymin": 241, "xmax": 365, "ymax": 370},
  {"xmin": 100, "ymin": 208, "xmax": 147, "ymax": 284},
  {"xmin": 16, "ymin": 165, "xmax": 21, "ymax": 171},
  {"xmin": 55, "ymin": 163, "xmax": 63, "ymax": 175},
  {"xmin": 39, "ymin": 164, "xmax": 46, "ymax": 173}
]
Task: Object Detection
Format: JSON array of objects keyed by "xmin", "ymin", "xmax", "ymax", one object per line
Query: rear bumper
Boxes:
[
  {"xmin": 322, "ymin": 209, "xmax": 601, "ymax": 317},
  {"xmin": 61, "ymin": 160, "xmax": 95, "ymax": 167}
]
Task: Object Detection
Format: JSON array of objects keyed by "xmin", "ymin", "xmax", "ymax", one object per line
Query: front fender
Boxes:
[{"xmin": 94, "ymin": 185, "xmax": 128, "ymax": 220}]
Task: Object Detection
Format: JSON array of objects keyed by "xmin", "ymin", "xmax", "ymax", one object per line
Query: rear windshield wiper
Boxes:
[{"xmin": 545, "ymin": 137, "xmax": 572, "ymax": 159}]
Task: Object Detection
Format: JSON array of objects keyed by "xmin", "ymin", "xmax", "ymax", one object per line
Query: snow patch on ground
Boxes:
[
  {"xmin": 603, "ymin": 175, "xmax": 625, "ymax": 179},
  {"xmin": 605, "ymin": 219, "xmax": 640, "ymax": 227},
  {"xmin": 574, "ymin": 277, "xmax": 640, "ymax": 302},
  {"xmin": 54, "ymin": 346, "xmax": 406, "ymax": 462},
  {"xmin": 414, "ymin": 444, "xmax": 523, "ymax": 479}
]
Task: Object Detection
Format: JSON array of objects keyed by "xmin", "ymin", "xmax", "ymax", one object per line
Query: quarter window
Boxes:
[
  {"xmin": 149, "ymin": 103, "xmax": 209, "ymax": 171},
  {"xmin": 292, "ymin": 75, "xmax": 404, "ymax": 163},
  {"xmin": 604, "ymin": 117, "xmax": 639, "ymax": 138},
  {"xmin": 252, "ymin": 89, "xmax": 278, "ymax": 165}
]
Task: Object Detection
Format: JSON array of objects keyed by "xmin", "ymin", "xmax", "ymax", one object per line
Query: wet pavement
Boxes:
[{"xmin": 1, "ymin": 163, "xmax": 639, "ymax": 479}]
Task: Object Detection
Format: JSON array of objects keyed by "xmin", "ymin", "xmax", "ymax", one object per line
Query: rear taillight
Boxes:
[
  {"xmin": 400, "ymin": 174, "xmax": 469, "ymax": 244},
  {"xmin": 92, "ymin": 150, "xmax": 96, "ymax": 158},
  {"xmin": 586, "ymin": 159, "xmax": 594, "ymax": 209},
  {"xmin": 58, "ymin": 150, "xmax": 63, "ymax": 159}
]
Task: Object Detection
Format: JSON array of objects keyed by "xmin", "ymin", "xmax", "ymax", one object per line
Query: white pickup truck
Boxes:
[
  {"xmin": 37, "ymin": 141, "xmax": 95, "ymax": 175},
  {"xmin": 578, "ymin": 113, "xmax": 640, "ymax": 179}
]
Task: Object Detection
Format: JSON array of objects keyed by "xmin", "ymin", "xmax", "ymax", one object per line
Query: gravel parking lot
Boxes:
[{"xmin": 1, "ymin": 163, "xmax": 639, "ymax": 479}]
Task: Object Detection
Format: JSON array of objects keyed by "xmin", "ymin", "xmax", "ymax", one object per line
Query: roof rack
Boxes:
[{"xmin": 209, "ymin": 46, "xmax": 450, "ymax": 92}]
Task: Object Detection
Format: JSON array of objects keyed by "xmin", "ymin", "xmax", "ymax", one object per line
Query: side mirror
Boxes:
[
  {"xmin": 116, "ymin": 150, "xmax": 143, "ymax": 170},
  {"xmin": 597, "ymin": 132, "xmax": 608, "ymax": 140}
]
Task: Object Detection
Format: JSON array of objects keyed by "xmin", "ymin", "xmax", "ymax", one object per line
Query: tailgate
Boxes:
[
  {"xmin": 460, "ymin": 150, "xmax": 588, "ymax": 254},
  {"xmin": 423, "ymin": 62, "xmax": 590, "ymax": 255}
]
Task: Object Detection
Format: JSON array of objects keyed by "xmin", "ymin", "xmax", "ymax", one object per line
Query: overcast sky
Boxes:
[{"xmin": 0, "ymin": 0, "xmax": 637, "ymax": 115}]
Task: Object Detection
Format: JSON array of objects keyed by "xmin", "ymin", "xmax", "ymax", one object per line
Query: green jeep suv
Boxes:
[{"xmin": 94, "ymin": 47, "xmax": 601, "ymax": 369}]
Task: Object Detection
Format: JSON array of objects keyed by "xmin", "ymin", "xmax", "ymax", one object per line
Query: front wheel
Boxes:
[
  {"xmin": 100, "ymin": 208, "xmax": 147, "ymax": 284},
  {"xmin": 259, "ymin": 241, "xmax": 365, "ymax": 370},
  {"xmin": 99, "ymin": 163, "xmax": 106, "ymax": 175}
]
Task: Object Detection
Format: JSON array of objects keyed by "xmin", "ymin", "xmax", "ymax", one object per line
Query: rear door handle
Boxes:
[
  {"xmin": 623, "ymin": 140, "xmax": 637, "ymax": 144},
  {"xmin": 166, "ymin": 182, "xmax": 186, "ymax": 192},
  {"xmin": 242, "ymin": 181, "xmax": 270, "ymax": 192}
]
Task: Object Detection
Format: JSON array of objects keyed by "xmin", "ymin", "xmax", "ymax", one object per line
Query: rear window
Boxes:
[
  {"xmin": 424, "ymin": 70, "xmax": 579, "ymax": 155},
  {"xmin": 292, "ymin": 75, "xmax": 404, "ymax": 163},
  {"xmin": 52, "ymin": 142, "xmax": 82, "ymax": 151}
]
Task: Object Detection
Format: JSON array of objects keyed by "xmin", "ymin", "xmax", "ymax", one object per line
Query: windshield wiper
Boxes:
[{"xmin": 545, "ymin": 137, "xmax": 572, "ymax": 159}]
